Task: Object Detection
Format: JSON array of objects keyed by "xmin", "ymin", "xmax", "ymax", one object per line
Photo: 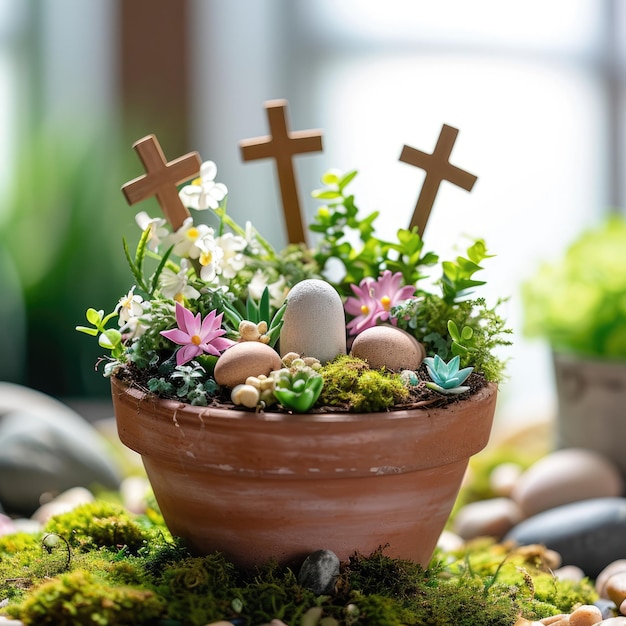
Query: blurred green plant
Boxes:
[
  {"xmin": 522, "ymin": 215, "xmax": 626, "ymax": 359},
  {"xmin": 0, "ymin": 124, "xmax": 137, "ymax": 397}
]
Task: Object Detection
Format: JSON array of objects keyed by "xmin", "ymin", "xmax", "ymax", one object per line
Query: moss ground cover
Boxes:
[{"xmin": 0, "ymin": 499, "xmax": 596, "ymax": 626}]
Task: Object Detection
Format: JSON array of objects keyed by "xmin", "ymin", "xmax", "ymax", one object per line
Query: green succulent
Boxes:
[
  {"xmin": 424, "ymin": 354, "xmax": 473, "ymax": 395},
  {"xmin": 271, "ymin": 362, "xmax": 324, "ymax": 413}
]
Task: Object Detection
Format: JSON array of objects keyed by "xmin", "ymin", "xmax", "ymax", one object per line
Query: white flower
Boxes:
[
  {"xmin": 135, "ymin": 212, "xmax": 169, "ymax": 251},
  {"xmin": 197, "ymin": 235, "xmax": 224, "ymax": 284},
  {"xmin": 159, "ymin": 259, "xmax": 201, "ymax": 301},
  {"xmin": 215, "ymin": 232, "xmax": 247, "ymax": 280},
  {"xmin": 179, "ymin": 160, "xmax": 228, "ymax": 211},
  {"xmin": 167, "ymin": 217, "xmax": 215, "ymax": 259},
  {"xmin": 116, "ymin": 287, "xmax": 144, "ymax": 324},
  {"xmin": 244, "ymin": 220, "xmax": 261, "ymax": 255},
  {"xmin": 248, "ymin": 270, "xmax": 288, "ymax": 308}
]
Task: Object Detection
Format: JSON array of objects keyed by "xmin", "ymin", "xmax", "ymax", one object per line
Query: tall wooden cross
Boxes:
[
  {"xmin": 400, "ymin": 124, "xmax": 477, "ymax": 236},
  {"xmin": 121, "ymin": 134, "xmax": 202, "ymax": 231},
  {"xmin": 240, "ymin": 99, "xmax": 323, "ymax": 245}
]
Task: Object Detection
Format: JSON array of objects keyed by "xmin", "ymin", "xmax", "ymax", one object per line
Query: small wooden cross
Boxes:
[
  {"xmin": 121, "ymin": 134, "xmax": 202, "ymax": 231},
  {"xmin": 400, "ymin": 124, "xmax": 477, "ymax": 235},
  {"xmin": 240, "ymin": 99, "xmax": 323, "ymax": 244}
]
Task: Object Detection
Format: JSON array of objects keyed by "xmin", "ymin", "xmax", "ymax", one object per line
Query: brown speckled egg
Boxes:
[
  {"xmin": 214, "ymin": 342, "xmax": 282, "ymax": 388},
  {"xmin": 350, "ymin": 325, "xmax": 425, "ymax": 371}
]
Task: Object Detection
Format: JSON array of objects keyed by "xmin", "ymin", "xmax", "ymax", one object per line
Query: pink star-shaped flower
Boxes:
[{"xmin": 161, "ymin": 302, "xmax": 234, "ymax": 365}]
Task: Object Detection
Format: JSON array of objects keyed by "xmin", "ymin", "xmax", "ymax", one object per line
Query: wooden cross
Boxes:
[
  {"xmin": 240, "ymin": 99, "xmax": 323, "ymax": 244},
  {"xmin": 121, "ymin": 134, "xmax": 202, "ymax": 231},
  {"xmin": 399, "ymin": 124, "xmax": 477, "ymax": 235}
]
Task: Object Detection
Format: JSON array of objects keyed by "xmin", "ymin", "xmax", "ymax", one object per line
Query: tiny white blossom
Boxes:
[
  {"xmin": 248, "ymin": 270, "xmax": 288, "ymax": 308},
  {"xmin": 135, "ymin": 212, "xmax": 169, "ymax": 251},
  {"xmin": 215, "ymin": 232, "xmax": 247, "ymax": 280},
  {"xmin": 167, "ymin": 217, "xmax": 215, "ymax": 259},
  {"xmin": 116, "ymin": 287, "xmax": 144, "ymax": 324},
  {"xmin": 197, "ymin": 235, "xmax": 224, "ymax": 284},
  {"xmin": 159, "ymin": 259, "xmax": 201, "ymax": 302},
  {"xmin": 179, "ymin": 160, "xmax": 228, "ymax": 211}
]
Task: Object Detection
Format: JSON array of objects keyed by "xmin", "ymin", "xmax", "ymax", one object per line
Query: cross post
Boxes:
[
  {"xmin": 400, "ymin": 124, "xmax": 477, "ymax": 236},
  {"xmin": 240, "ymin": 99, "xmax": 323, "ymax": 245},
  {"xmin": 121, "ymin": 134, "xmax": 202, "ymax": 231}
]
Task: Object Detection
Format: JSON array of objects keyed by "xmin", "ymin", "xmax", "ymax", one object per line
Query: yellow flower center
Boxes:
[
  {"xmin": 174, "ymin": 293, "xmax": 184, "ymax": 304},
  {"xmin": 186, "ymin": 227, "xmax": 200, "ymax": 241},
  {"xmin": 191, "ymin": 334, "xmax": 202, "ymax": 345},
  {"xmin": 380, "ymin": 295, "xmax": 391, "ymax": 311},
  {"xmin": 191, "ymin": 176, "xmax": 202, "ymax": 186},
  {"xmin": 200, "ymin": 250, "xmax": 213, "ymax": 266},
  {"xmin": 360, "ymin": 304, "xmax": 370, "ymax": 315}
]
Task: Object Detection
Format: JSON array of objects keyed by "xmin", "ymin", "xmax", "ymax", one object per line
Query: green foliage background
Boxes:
[{"xmin": 0, "ymin": 124, "xmax": 138, "ymax": 398}]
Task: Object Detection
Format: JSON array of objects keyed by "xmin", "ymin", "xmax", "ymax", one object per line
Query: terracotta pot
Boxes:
[
  {"xmin": 112, "ymin": 376, "xmax": 497, "ymax": 568},
  {"xmin": 553, "ymin": 351, "xmax": 626, "ymax": 479}
]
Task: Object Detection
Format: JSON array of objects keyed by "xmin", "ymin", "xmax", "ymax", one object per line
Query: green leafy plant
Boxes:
[
  {"xmin": 77, "ymin": 149, "xmax": 510, "ymax": 407},
  {"xmin": 523, "ymin": 215, "xmax": 626, "ymax": 359}
]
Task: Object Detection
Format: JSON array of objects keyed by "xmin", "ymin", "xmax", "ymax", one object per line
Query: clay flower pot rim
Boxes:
[{"xmin": 114, "ymin": 375, "xmax": 497, "ymax": 424}]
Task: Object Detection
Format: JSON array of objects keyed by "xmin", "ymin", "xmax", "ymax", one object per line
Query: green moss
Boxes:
[
  {"xmin": 318, "ymin": 355, "xmax": 408, "ymax": 412},
  {"xmin": 14, "ymin": 569, "xmax": 166, "ymax": 626},
  {"xmin": 43, "ymin": 501, "xmax": 154, "ymax": 554},
  {"xmin": 0, "ymin": 501, "xmax": 600, "ymax": 626}
]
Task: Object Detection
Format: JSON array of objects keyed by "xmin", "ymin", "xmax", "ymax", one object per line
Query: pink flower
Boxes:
[
  {"xmin": 345, "ymin": 278, "xmax": 379, "ymax": 335},
  {"xmin": 371, "ymin": 270, "xmax": 416, "ymax": 324},
  {"xmin": 344, "ymin": 270, "xmax": 416, "ymax": 336},
  {"xmin": 161, "ymin": 302, "xmax": 234, "ymax": 365}
]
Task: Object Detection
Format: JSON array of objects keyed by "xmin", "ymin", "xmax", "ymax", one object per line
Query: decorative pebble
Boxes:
[
  {"xmin": 214, "ymin": 341, "xmax": 282, "ymax": 388},
  {"xmin": 504, "ymin": 498, "xmax": 626, "ymax": 579},
  {"xmin": 280, "ymin": 279, "xmax": 347, "ymax": 363},
  {"xmin": 120, "ymin": 476, "xmax": 151, "ymax": 515},
  {"xmin": 597, "ymin": 561, "xmax": 626, "ymax": 599},
  {"xmin": 350, "ymin": 325, "xmax": 424, "ymax": 371},
  {"xmin": 0, "ymin": 514, "xmax": 16, "ymax": 537},
  {"xmin": 31, "ymin": 486, "xmax": 94, "ymax": 525},
  {"xmin": 554, "ymin": 565, "xmax": 585, "ymax": 582},
  {"xmin": 298, "ymin": 549, "xmax": 340, "ymax": 596},
  {"xmin": 589, "ymin": 618, "xmax": 626, "ymax": 625},
  {"xmin": 606, "ymin": 573, "xmax": 626, "ymax": 609},
  {"xmin": 511, "ymin": 448, "xmax": 624, "ymax": 519},
  {"xmin": 0, "ymin": 383, "xmax": 121, "ymax": 516},
  {"xmin": 453, "ymin": 497, "xmax": 522, "ymax": 540},
  {"xmin": 594, "ymin": 598, "xmax": 618, "ymax": 620},
  {"xmin": 568, "ymin": 604, "xmax": 603, "ymax": 626},
  {"xmin": 489, "ymin": 462, "xmax": 524, "ymax": 498},
  {"xmin": 437, "ymin": 529, "xmax": 465, "ymax": 553}
]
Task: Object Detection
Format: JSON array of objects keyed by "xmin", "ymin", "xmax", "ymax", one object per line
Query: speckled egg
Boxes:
[
  {"xmin": 214, "ymin": 342, "xmax": 282, "ymax": 388},
  {"xmin": 350, "ymin": 325, "xmax": 425, "ymax": 371}
]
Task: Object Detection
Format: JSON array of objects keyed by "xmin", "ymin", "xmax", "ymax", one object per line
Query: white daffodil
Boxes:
[
  {"xmin": 179, "ymin": 160, "xmax": 228, "ymax": 211},
  {"xmin": 135, "ymin": 212, "xmax": 169, "ymax": 251},
  {"xmin": 215, "ymin": 232, "xmax": 247, "ymax": 280},
  {"xmin": 167, "ymin": 217, "xmax": 215, "ymax": 259},
  {"xmin": 159, "ymin": 259, "xmax": 201, "ymax": 302}
]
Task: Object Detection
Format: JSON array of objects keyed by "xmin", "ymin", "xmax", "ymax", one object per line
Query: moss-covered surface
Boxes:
[{"xmin": 0, "ymin": 499, "xmax": 597, "ymax": 626}]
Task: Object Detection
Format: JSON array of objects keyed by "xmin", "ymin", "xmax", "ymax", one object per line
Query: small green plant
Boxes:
[
  {"xmin": 423, "ymin": 355, "xmax": 473, "ymax": 395},
  {"xmin": 272, "ymin": 360, "xmax": 324, "ymax": 413},
  {"xmin": 523, "ymin": 215, "xmax": 626, "ymax": 359}
]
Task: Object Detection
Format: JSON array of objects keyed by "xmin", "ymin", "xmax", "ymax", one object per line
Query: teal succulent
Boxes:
[
  {"xmin": 423, "ymin": 354, "xmax": 473, "ymax": 395},
  {"xmin": 271, "ymin": 362, "xmax": 324, "ymax": 413}
]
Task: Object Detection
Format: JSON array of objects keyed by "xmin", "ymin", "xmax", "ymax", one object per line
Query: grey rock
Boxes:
[
  {"xmin": 298, "ymin": 549, "xmax": 340, "ymax": 595},
  {"xmin": 504, "ymin": 497, "xmax": 626, "ymax": 579},
  {"xmin": 595, "ymin": 598, "xmax": 618, "ymax": 620},
  {"xmin": 0, "ymin": 383, "xmax": 121, "ymax": 516}
]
